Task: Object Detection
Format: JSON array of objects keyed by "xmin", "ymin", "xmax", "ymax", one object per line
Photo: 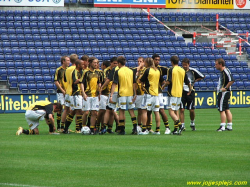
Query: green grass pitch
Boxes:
[{"xmin": 0, "ymin": 108, "xmax": 249, "ymax": 187}]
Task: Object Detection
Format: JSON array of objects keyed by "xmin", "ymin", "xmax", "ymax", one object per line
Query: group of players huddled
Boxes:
[
  {"xmin": 51, "ymin": 53, "xmax": 206, "ymax": 135},
  {"xmin": 16, "ymin": 53, "xmax": 235, "ymax": 136}
]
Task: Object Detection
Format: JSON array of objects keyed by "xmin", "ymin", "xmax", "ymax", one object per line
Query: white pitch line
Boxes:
[{"xmin": 0, "ymin": 183, "xmax": 52, "ymax": 187}]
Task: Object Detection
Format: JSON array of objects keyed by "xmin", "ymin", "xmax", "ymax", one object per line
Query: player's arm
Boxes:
[
  {"xmin": 221, "ymin": 71, "xmax": 235, "ymax": 92},
  {"xmin": 221, "ymin": 81, "xmax": 235, "ymax": 92},
  {"xmin": 110, "ymin": 70, "xmax": 118, "ymax": 103},
  {"xmin": 80, "ymin": 83, "xmax": 87, "ymax": 101},
  {"xmin": 184, "ymin": 73, "xmax": 192, "ymax": 95},
  {"xmin": 163, "ymin": 68, "xmax": 172, "ymax": 87},
  {"xmin": 132, "ymin": 70, "xmax": 137, "ymax": 103},
  {"xmin": 54, "ymin": 81, "xmax": 66, "ymax": 95},
  {"xmin": 193, "ymin": 69, "xmax": 205, "ymax": 86},
  {"xmin": 54, "ymin": 69, "xmax": 66, "ymax": 95}
]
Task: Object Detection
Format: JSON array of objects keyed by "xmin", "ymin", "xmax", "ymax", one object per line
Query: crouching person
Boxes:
[{"xmin": 16, "ymin": 100, "xmax": 61, "ymax": 135}]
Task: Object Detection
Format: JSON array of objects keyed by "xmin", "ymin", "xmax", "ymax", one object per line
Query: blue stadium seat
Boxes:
[
  {"xmin": 9, "ymin": 76, "xmax": 18, "ymax": 87},
  {"xmin": 233, "ymin": 74, "xmax": 240, "ymax": 81},
  {"xmin": 19, "ymin": 83, "xmax": 28, "ymax": 93},
  {"xmin": 236, "ymin": 81, "xmax": 244, "ymax": 89},
  {"xmin": 207, "ymin": 81, "xmax": 214, "ymax": 91},
  {"xmin": 244, "ymin": 81, "xmax": 250, "ymax": 89},
  {"xmin": 26, "ymin": 75, "xmax": 36, "ymax": 84},
  {"xmin": 7, "ymin": 69, "xmax": 16, "ymax": 76},
  {"xmin": 37, "ymin": 83, "xmax": 46, "ymax": 93},
  {"xmin": 199, "ymin": 82, "xmax": 207, "ymax": 90}
]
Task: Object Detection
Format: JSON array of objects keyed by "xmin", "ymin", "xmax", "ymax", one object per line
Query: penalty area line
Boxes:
[{"xmin": 0, "ymin": 183, "xmax": 52, "ymax": 187}]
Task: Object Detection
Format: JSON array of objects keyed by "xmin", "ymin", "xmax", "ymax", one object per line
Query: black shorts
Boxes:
[
  {"xmin": 217, "ymin": 92, "xmax": 230, "ymax": 111},
  {"xmin": 180, "ymin": 91, "xmax": 195, "ymax": 110}
]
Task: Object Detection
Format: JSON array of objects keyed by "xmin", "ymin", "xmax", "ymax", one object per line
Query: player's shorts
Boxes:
[
  {"xmin": 56, "ymin": 93, "xmax": 65, "ymax": 106},
  {"xmin": 71, "ymin": 95, "xmax": 83, "ymax": 110},
  {"xmin": 118, "ymin": 96, "xmax": 135, "ymax": 110},
  {"xmin": 65, "ymin": 94, "xmax": 71, "ymax": 107},
  {"xmin": 99, "ymin": 95, "xmax": 108, "ymax": 110},
  {"xmin": 180, "ymin": 91, "xmax": 195, "ymax": 110},
  {"xmin": 135, "ymin": 95, "xmax": 146, "ymax": 109},
  {"xmin": 83, "ymin": 97, "xmax": 99, "ymax": 111},
  {"xmin": 142, "ymin": 94, "xmax": 160, "ymax": 112},
  {"xmin": 25, "ymin": 110, "xmax": 46, "ymax": 130},
  {"xmin": 167, "ymin": 97, "xmax": 182, "ymax": 111},
  {"xmin": 107, "ymin": 92, "xmax": 118, "ymax": 110},
  {"xmin": 158, "ymin": 93, "xmax": 165, "ymax": 109},
  {"xmin": 217, "ymin": 91, "xmax": 230, "ymax": 112}
]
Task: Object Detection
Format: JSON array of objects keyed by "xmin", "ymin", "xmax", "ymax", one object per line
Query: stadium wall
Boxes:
[{"xmin": 0, "ymin": 91, "xmax": 249, "ymax": 113}]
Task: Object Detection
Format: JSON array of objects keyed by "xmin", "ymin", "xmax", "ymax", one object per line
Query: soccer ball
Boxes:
[{"xmin": 81, "ymin": 126, "xmax": 90, "ymax": 135}]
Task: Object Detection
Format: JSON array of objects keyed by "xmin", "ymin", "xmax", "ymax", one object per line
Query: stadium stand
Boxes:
[{"xmin": 0, "ymin": 10, "xmax": 249, "ymax": 93}]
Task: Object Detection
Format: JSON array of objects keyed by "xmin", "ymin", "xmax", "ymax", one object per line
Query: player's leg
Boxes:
[
  {"xmin": 61, "ymin": 94, "xmax": 71, "ymax": 131},
  {"xmin": 225, "ymin": 109, "xmax": 233, "ymax": 131},
  {"xmin": 168, "ymin": 97, "xmax": 182, "ymax": 135},
  {"xmin": 89, "ymin": 97, "xmax": 99, "ymax": 134},
  {"xmin": 189, "ymin": 109, "xmax": 196, "ymax": 131},
  {"xmin": 179, "ymin": 98, "xmax": 186, "ymax": 130},
  {"xmin": 113, "ymin": 110, "xmax": 119, "ymax": 132},
  {"xmin": 127, "ymin": 96, "xmax": 137, "ymax": 134},
  {"xmin": 63, "ymin": 110, "xmax": 76, "ymax": 133},
  {"xmin": 118, "ymin": 108, "xmax": 126, "ymax": 135},
  {"xmin": 90, "ymin": 110, "xmax": 98, "ymax": 134},
  {"xmin": 82, "ymin": 97, "xmax": 90, "ymax": 127},
  {"xmin": 151, "ymin": 95, "xmax": 161, "ymax": 134},
  {"xmin": 217, "ymin": 92, "xmax": 228, "ymax": 131},
  {"xmin": 224, "ymin": 92, "xmax": 233, "ymax": 131},
  {"xmin": 140, "ymin": 95, "xmax": 151, "ymax": 135},
  {"xmin": 158, "ymin": 94, "xmax": 170, "ymax": 132}
]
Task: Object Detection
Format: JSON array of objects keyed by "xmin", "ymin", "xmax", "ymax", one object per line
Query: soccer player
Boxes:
[
  {"xmin": 215, "ymin": 58, "xmax": 235, "ymax": 131},
  {"xmin": 81, "ymin": 55, "xmax": 89, "ymax": 70},
  {"xmin": 81, "ymin": 57, "xmax": 102, "ymax": 134},
  {"xmin": 16, "ymin": 100, "xmax": 61, "ymax": 135},
  {"xmin": 100, "ymin": 57, "xmax": 119, "ymax": 134},
  {"xmin": 180, "ymin": 58, "xmax": 205, "ymax": 131},
  {"xmin": 139, "ymin": 57, "xmax": 163, "ymax": 135},
  {"xmin": 130, "ymin": 57, "xmax": 146, "ymax": 134},
  {"xmin": 60, "ymin": 54, "xmax": 78, "ymax": 131},
  {"xmin": 163, "ymin": 56, "xmax": 191, "ymax": 135},
  {"xmin": 152, "ymin": 54, "xmax": 171, "ymax": 134},
  {"xmin": 63, "ymin": 59, "xmax": 86, "ymax": 134},
  {"xmin": 54, "ymin": 56, "xmax": 70, "ymax": 131},
  {"xmin": 96, "ymin": 60, "xmax": 111, "ymax": 132},
  {"xmin": 110, "ymin": 56, "xmax": 137, "ymax": 135}
]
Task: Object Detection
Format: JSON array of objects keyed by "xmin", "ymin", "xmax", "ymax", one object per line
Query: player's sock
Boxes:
[
  {"xmin": 227, "ymin": 123, "xmax": 232, "ymax": 130},
  {"xmin": 147, "ymin": 122, "xmax": 152, "ymax": 131},
  {"xmin": 220, "ymin": 123, "xmax": 226, "ymax": 130},
  {"xmin": 164, "ymin": 121, "xmax": 170, "ymax": 129},
  {"xmin": 190, "ymin": 120, "xmax": 195, "ymax": 126},
  {"xmin": 101, "ymin": 123, "xmax": 107, "ymax": 130},
  {"xmin": 131, "ymin": 117, "xmax": 137, "ymax": 130},
  {"xmin": 174, "ymin": 120, "xmax": 180, "ymax": 132},
  {"xmin": 22, "ymin": 129, "xmax": 35, "ymax": 135},
  {"xmin": 138, "ymin": 123, "xmax": 142, "ymax": 127},
  {"xmin": 119, "ymin": 120, "xmax": 125, "ymax": 133},
  {"xmin": 155, "ymin": 127, "xmax": 160, "ymax": 132},
  {"xmin": 87, "ymin": 113, "xmax": 91, "ymax": 127},
  {"xmin": 182, "ymin": 123, "xmax": 185, "ymax": 128},
  {"xmin": 60, "ymin": 121, "xmax": 65, "ymax": 130},
  {"xmin": 90, "ymin": 125, "xmax": 95, "ymax": 133},
  {"xmin": 64, "ymin": 114, "xmax": 74, "ymax": 131},
  {"xmin": 56, "ymin": 113, "xmax": 61, "ymax": 130},
  {"xmin": 142, "ymin": 125, "xmax": 147, "ymax": 132},
  {"xmin": 107, "ymin": 124, "xmax": 113, "ymax": 133},
  {"xmin": 76, "ymin": 115, "xmax": 82, "ymax": 131}
]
